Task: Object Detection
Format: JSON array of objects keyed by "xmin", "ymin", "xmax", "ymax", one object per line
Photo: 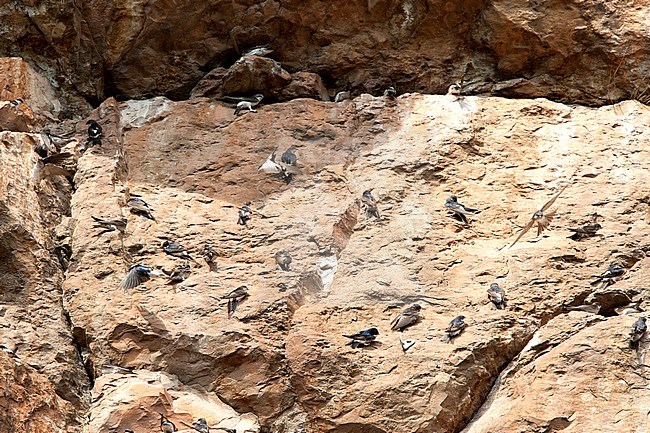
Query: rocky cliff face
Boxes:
[
  {"xmin": 2, "ymin": 2, "xmax": 650, "ymax": 433},
  {"xmin": 2, "ymin": 0, "xmax": 650, "ymax": 105}
]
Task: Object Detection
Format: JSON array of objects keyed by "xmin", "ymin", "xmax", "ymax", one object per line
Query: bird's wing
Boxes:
[
  {"xmin": 42, "ymin": 152, "xmax": 72, "ymax": 165},
  {"xmin": 119, "ymin": 268, "xmax": 142, "ymax": 289},
  {"xmin": 540, "ymin": 184, "xmax": 568, "ymax": 212},
  {"xmin": 509, "ymin": 217, "xmax": 536, "ymax": 248},
  {"xmin": 42, "ymin": 164, "xmax": 72, "ymax": 178}
]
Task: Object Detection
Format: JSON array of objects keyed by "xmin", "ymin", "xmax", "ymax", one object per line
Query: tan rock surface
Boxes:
[
  {"xmin": 0, "ymin": 352, "xmax": 74, "ymax": 433},
  {"xmin": 57, "ymin": 93, "xmax": 649, "ymax": 432}
]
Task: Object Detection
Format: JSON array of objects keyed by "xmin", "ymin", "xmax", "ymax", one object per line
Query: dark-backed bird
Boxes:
[
  {"xmin": 343, "ymin": 327, "xmax": 379, "ymax": 348},
  {"xmin": 120, "ymin": 264, "xmax": 162, "ymax": 290},
  {"xmin": 86, "ymin": 120, "xmax": 103, "ymax": 147},
  {"xmin": 91, "ymin": 216, "xmax": 127, "ymax": 236},
  {"xmin": 445, "ymin": 195, "xmax": 479, "ymax": 225},
  {"xmin": 226, "ymin": 286, "xmax": 249, "ymax": 317},
  {"xmin": 237, "ymin": 202, "xmax": 252, "ymax": 225},
  {"xmin": 361, "ymin": 189, "xmax": 381, "ymax": 219},
  {"xmin": 125, "ymin": 429, "xmax": 135, "ymax": 433},
  {"xmin": 591, "ymin": 264, "xmax": 625, "ymax": 288},
  {"xmin": 383, "ymin": 86, "xmax": 397, "ymax": 98},
  {"xmin": 630, "ymin": 317, "xmax": 647, "ymax": 349},
  {"xmin": 9, "ymin": 98, "xmax": 24, "ymax": 108},
  {"xmin": 160, "ymin": 414, "xmax": 177, "ymax": 433},
  {"xmin": 509, "ymin": 185, "xmax": 568, "ymax": 248},
  {"xmin": 192, "ymin": 418, "xmax": 209, "ymax": 433},
  {"xmin": 567, "ymin": 223, "xmax": 602, "ymax": 241},
  {"xmin": 275, "ymin": 249, "xmax": 292, "ymax": 271},
  {"xmin": 446, "ymin": 315, "xmax": 467, "ymax": 340},
  {"xmin": 281, "ymin": 146, "xmax": 297, "ymax": 166},
  {"xmin": 334, "ymin": 91, "xmax": 351, "ymax": 103},
  {"xmin": 390, "ymin": 304, "xmax": 422, "ymax": 331},
  {"xmin": 162, "ymin": 240, "xmax": 198, "ymax": 263},
  {"xmin": 54, "ymin": 245, "xmax": 72, "ymax": 271},
  {"xmin": 234, "ymin": 94, "xmax": 264, "ymax": 116},
  {"xmin": 487, "ymin": 283, "xmax": 507, "ymax": 309},
  {"xmin": 127, "ymin": 196, "xmax": 155, "ymax": 221}
]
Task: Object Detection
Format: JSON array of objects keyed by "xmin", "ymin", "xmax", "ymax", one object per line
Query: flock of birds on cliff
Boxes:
[{"xmin": 10, "ymin": 45, "xmax": 645, "ymax": 433}]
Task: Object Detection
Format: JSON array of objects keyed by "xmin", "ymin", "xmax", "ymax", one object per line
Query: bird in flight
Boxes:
[{"xmin": 509, "ymin": 184, "xmax": 568, "ymax": 248}]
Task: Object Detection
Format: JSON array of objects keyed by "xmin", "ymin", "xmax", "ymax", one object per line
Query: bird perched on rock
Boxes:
[
  {"xmin": 192, "ymin": 418, "xmax": 209, "ymax": 433},
  {"xmin": 591, "ymin": 263, "xmax": 625, "ymax": 288},
  {"xmin": 445, "ymin": 195, "xmax": 479, "ymax": 225},
  {"xmin": 281, "ymin": 146, "xmax": 298, "ymax": 166},
  {"xmin": 202, "ymin": 242, "xmax": 217, "ymax": 271},
  {"xmin": 343, "ymin": 327, "xmax": 379, "ymax": 348},
  {"xmin": 162, "ymin": 240, "xmax": 198, "ymax": 263},
  {"xmin": 234, "ymin": 94, "xmax": 264, "ymax": 116},
  {"xmin": 86, "ymin": 120, "xmax": 102, "ymax": 147},
  {"xmin": 510, "ymin": 184, "xmax": 568, "ymax": 248},
  {"xmin": 237, "ymin": 202, "xmax": 252, "ymax": 225},
  {"xmin": 567, "ymin": 223, "xmax": 602, "ymax": 241},
  {"xmin": 127, "ymin": 195, "xmax": 155, "ymax": 221},
  {"xmin": 54, "ymin": 245, "xmax": 72, "ymax": 271},
  {"xmin": 334, "ymin": 91, "xmax": 351, "ymax": 103},
  {"xmin": 487, "ymin": 283, "xmax": 507, "ymax": 309},
  {"xmin": 226, "ymin": 286, "xmax": 249, "ymax": 317},
  {"xmin": 615, "ymin": 301, "xmax": 643, "ymax": 316},
  {"xmin": 164, "ymin": 263, "xmax": 191, "ymax": 287},
  {"xmin": 259, "ymin": 147, "xmax": 299, "ymax": 181},
  {"xmin": 120, "ymin": 264, "xmax": 163, "ymax": 290},
  {"xmin": 361, "ymin": 189, "xmax": 381, "ymax": 219},
  {"xmin": 9, "ymin": 98, "xmax": 24, "ymax": 108},
  {"xmin": 275, "ymin": 249, "xmax": 292, "ymax": 271},
  {"xmin": 383, "ymin": 86, "xmax": 397, "ymax": 99},
  {"xmin": 0, "ymin": 344, "xmax": 17, "ymax": 358},
  {"xmin": 124, "ymin": 429, "xmax": 134, "ymax": 433},
  {"xmin": 447, "ymin": 83, "xmax": 462, "ymax": 97},
  {"xmin": 390, "ymin": 304, "xmax": 422, "ymax": 331},
  {"xmin": 32, "ymin": 150, "xmax": 73, "ymax": 182},
  {"xmin": 160, "ymin": 414, "xmax": 177, "ymax": 433},
  {"xmin": 91, "ymin": 216, "xmax": 127, "ymax": 236},
  {"xmin": 242, "ymin": 46, "xmax": 273, "ymax": 57},
  {"xmin": 445, "ymin": 315, "xmax": 467, "ymax": 340},
  {"xmin": 630, "ymin": 317, "xmax": 647, "ymax": 349}
]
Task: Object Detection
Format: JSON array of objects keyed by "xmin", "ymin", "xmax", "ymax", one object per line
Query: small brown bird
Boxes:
[
  {"xmin": 275, "ymin": 249, "xmax": 292, "ymax": 271},
  {"xmin": 226, "ymin": 286, "xmax": 249, "ymax": 317},
  {"xmin": 510, "ymin": 185, "xmax": 568, "ymax": 248},
  {"xmin": 92, "ymin": 216, "xmax": 127, "ymax": 236},
  {"xmin": 390, "ymin": 304, "xmax": 422, "ymax": 331},
  {"xmin": 165, "ymin": 263, "xmax": 191, "ymax": 286},
  {"xmin": 487, "ymin": 283, "xmax": 507, "ymax": 309},
  {"xmin": 33, "ymin": 151, "xmax": 73, "ymax": 182},
  {"xmin": 567, "ymin": 223, "xmax": 602, "ymax": 241}
]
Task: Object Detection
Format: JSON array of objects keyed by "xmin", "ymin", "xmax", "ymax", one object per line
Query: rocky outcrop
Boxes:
[
  {"xmin": 3, "ymin": 0, "xmax": 650, "ymax": 105},
  {"xmin": 2, "ymin": 53, "xmax": 650, "ymax": 432}
]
